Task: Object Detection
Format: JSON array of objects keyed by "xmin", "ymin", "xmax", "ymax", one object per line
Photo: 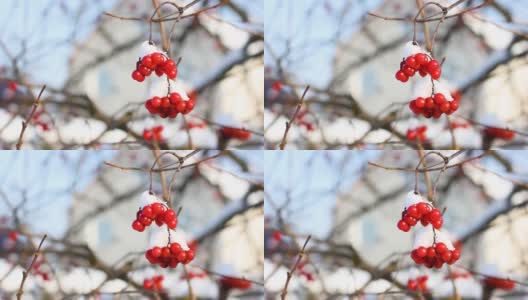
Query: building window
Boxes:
[
  {"xmin": 362, "ymin": 217, "xmax": 378, "ymax": 246},
  {"xmin": 362, "ymin": 68, "xmax": 379, "ymax": 97},
  {"xmin": 98, "ymin": 68, "xmax": 115, "ymax": 97},
  {"xmin": 98, "ymin": 219, "xmax": 113, "ymax": 246}
]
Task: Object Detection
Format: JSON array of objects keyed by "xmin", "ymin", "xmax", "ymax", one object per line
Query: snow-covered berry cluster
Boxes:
[
  {"xmin": 396, "ymin": 42, "xmax": 460, "ymax": 119},
  {"xmin": 145, "ymin": 92, "xmax": 195, "ymax": 118},
  {"xmin": 397, "ymin": 192, "xmax": 443, "ymax": 232},
  {"xmin": 132, "ymin": 192, "xmax": 195, "ymax": 269},
  {"xmin": 408, "ymin": 93, "xmax": 459, "ymax": 119},
  {"xmin": 395, "ymin": 53, "xmax": 441, "ymax": 82},
  {"xmin": 410, "ymin": 241, "xmax": 460, "ymax": 269},
  {"xmin": 132, "ymin": 42, "xmax": 195, "ymax": 121},
  {"xmin": 132, "ymin": 52, "xmax": 177, "ymax": 82},
  {"xmin": 145, "ymin": 242, "xmax": 195, "ymax": 268},
  {"xmin": 399, "ymin": 191, "xmax": 461, "ymax": 269},
  {"xmin": 131, "ymin": 202, "xmax": 178, "ymax": 232}
]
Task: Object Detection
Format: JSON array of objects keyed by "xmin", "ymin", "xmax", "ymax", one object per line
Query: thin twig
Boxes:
[
  {"xmin": 280, "ymin": 235, "xmax": 311, "ymax": 300},
  {"xmin": 16, "ymin": 85, "xmax": 46, "ymax": 150},
  {"xmin": 279, "ymin": 86, "xmax": 310, "ymax": 150},
  {"xmin": 16, "ymin": 234, "xmax": 47, "ymax": 300}
]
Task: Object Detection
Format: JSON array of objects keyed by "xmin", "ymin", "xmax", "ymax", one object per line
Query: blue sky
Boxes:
[
  {"xmin": 0, "ymin": 151, "xmax": 116, "ymax": 237},
  {"xmin": 0, "ymin": 0, "xmax": 118, "ymax": 87},
  {"xmin": 264, "ymin": 0, "xmax": 382, "ymax": 87},
  {"xmin": 264, "ymin": 150, "xmax": 380, "ymax": 237}
]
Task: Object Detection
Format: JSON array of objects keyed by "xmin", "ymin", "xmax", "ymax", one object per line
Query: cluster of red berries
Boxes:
[
  {"xmin": 296, "ymin": 111, "xmax": 315, "ymax": 132},
  {"xmin": 186, "ymin": 121, "xmax": 207, "ymax": 130},
  {"xmin": 131, "ymin": 203, "xmax": 178, "ymax": 232},
  {"xmin": 8, "ymin": 230, "xmax": 17, "ymax": 241},
  {"xmin": 271, "ymin": 230, "xmax": 283, "ymax": 242},
  {"xmin": 143, "ymin": 126, "xmax": 164, "ymax": 141},
  {"xmin": 409, "ymin": 93, "xmax": 460, "ymax": 119},
  {"xmin": 32, "ymin": 111, "xmax": 51, "ymax": 131},
  {"xmin": 297, "ymin": 261, "xmax": 314, "ymax": 281},
  {"xmin": 145, "ymin": 92, "xmax": 195, "ymax": 118},
  {"xmin": 483, "ymin": 276, "xmax": 516, "ymax": 290},
  {"xmin": 407, "ymin": 275, "xmax": 428, "ymax": 291},
  {"xmin": 183, "ymin": 271, "xmax": 207, "ymax": 280},
  {"xmin": 406, "ymin": 126, "xmax": 427, "ymax": 142},
  {"xmin": 132, "ymin": 53, "xmax": 177, "ymax": 82},
  {"xmin": 220, "ymin": 127, "xmax": 251, "ymax": 141},
  {"xmin": 220, "ymin": 276, "xmax": 252, "ymax": 290},
  {"xmin": 143, "ymin": 275, "xmax": 164, "ymax": 291},
  {"xmin": 483, "ymin": 127, "xmax": 515, "ymax": 141},
  {"xmin": 33, "ymin": 259, "xmax": 51, "ymax": 281},
  {"xmin": 395, "ymin": 53, "xmax": 441, "ymax": 82},
  {"xmin": 397, "ymin": 202, "xmax": 443, "ymax": 232},
  {"xmin": 410, "ymin": 242, "xmax": 461, "ymax": 269},
  {"xmin": 145, "ymin": 242, "xmax": 195, "ymax": 268}
]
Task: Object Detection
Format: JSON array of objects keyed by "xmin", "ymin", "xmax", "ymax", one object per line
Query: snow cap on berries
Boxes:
[
  {"xmin": 413, "ymin": 79, "xmax": 454, "ymax": 101},
  {"xmin": 139, "ymin": 191, "xmax": 163, "ymax": 207},
  {"xmin": 413, "ymin": 226, "xmax": 455, "ymax": 250},
  {"xmin": 139, "ymin": 41, "xmax": 163, "ymax": 57},
  {"xmin": 404, "ymin": 191, "xmax": 426, "ymax": 208},
  {"xmin": 149, "ymin": 226, "xmax": 190, "ymax": 250},
  {"xmin": 402, "ymin": 41, "xmax": 431, "ymax": 57},
  {"xmin": 148, "ymin": 79, "xmax": 190, "ymax": 100}
]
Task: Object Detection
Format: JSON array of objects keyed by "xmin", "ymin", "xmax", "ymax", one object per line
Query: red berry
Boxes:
[
  {"xmin": 152, "ymin": 203, "xmax": 165, "ymax": 215},
  {"xmin": 431, "ymin": 69, "xmax": 441, "ymax": 80},
  {"xmin": 169, "ymin": 93, "xmax": 182, "ymax": 104},
  {"xmin": 415, "ymin": 53, "xmax": 429, "ymax": 65},
  {"xmin": 167, "ymin": 69, "xmax": 177, "ymax": 79},
  {"xmin": 142, "ymin": 206, "xmax": 155, "ymax": 218},
  {"xmin": 8, "ymin": 231, "xmax": 17, "ymax": 241},
  {"xmin": 404, "ymin": 215, "xmax": 417, "ymax": 226},
  {"xmin": 150, "ymin": 97, "xmax": 162, "ymax": 108},
  {"xmin": 417, "ymin": 202, "xmax": 431, "ymax": 215},
  {"xmin": 138, "ymin": 65, "xmax": 152, "ymax": 76},
  {"xmin": 155, "ymin": 67, "xmax": 164, "ymax": 77},
  {"xmin": 151, "ymin": 53, "xmax": 165, "ymax": 65},
  {"xmin": 141, "ymin": 55, "xmax": 155, "ymax": 68},
  {"xmin": 139, "ymin": 215, "xmax": 152, "ymax": 226},
  {"xmin": 440, "ymin": 102, "xmax": 450, "ymax": 113},
  {"xmin": 415, "ymin": 97, "xmax": 425, "ymax": 108},
  {"xmin": 397, "ymin": 220, "xmax": 410, "ymax": 232},
  {"xmin": 162, "ymin": 60, "xmax": 176, "ymax": 72},
  {"xmin": 406, "ymin": 205, "xmax": 420, "ymax": 218},
  {"xmin": 432, "ymin": 218, "xmax": 443, "ymax": 229},
  {"xmin": 8, "ymin": 81, "xmax": 17, "ymax": 92},
  {"xmin": 166, "ymin": 218, "xmax": 177, "ymax": 229},
  {"xmin": 405, "ymin": 56, "xmax": 419, "ymax": 69},
  {"xmin": 433, "ymin": 93, "xmax": 446, "ymax": 105},
  {"xmin": 416, "ymin": 246, "xmax": 427, "ymax": 258},
  {"xmin": 407, "ymin": 279, "xmax": 417, "ymax": 290},
  {"xmin": 132, "ymin": 220, "xmax": 145, "ymax": 232},
  {"xmin": 176, "ymin": 101, "xmax": 187, "ymax": 113},
  {"xmin": 186, "ymin": 250, "xmax": 195, "ymax": 261},
  {"xmin": 428, "ymin": 209, "xmax": 442, "ymax": 221},
  {"xmin": 425, "ymin": 97, "xmax": 434, "ymax": 109},
  {"xmin": 132, "ymin": 70, "xmax": 145, "ymax": 82},
  {"xmin": 177, "ymin": 252, "xmax": 187, "ymax": 262},
  {"xmin": 441, "ymin": 251, "xmax": 452, "ymax": 262},
  {"xmin": 427, "ymin": 247, "xmax": 436, "ymax": 258},
  {"xmin": 451, "ymin": 249, "xmax": 460, "ymax": 261},
  {"xmin": 161, "ymin": 97, "xmax": 170, "ymax": 108},
  {"xmin": 402, "ymin": 66, "xmax": 416, "ymax": 77},
  {"xmin": 151, "ymin": 247, "xmax": 162, "ymax": 258},
  {"xmin": 395, "ymin": 71, "xmax": 408, "ymax": 82},
  {"xmin": 162, "ymin": 247, "xmax": 171, "ymax": 258},
  {"xmin": 426, "ymin": 60, "xmax": 440, "ymax": 73},
  {"xmin": 435, "ymin": 243, "xmax": 448, "ymax": 254},
  {"xmin": 170, "ymin": 243, "xmax": 182, "ymax": 254}
]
